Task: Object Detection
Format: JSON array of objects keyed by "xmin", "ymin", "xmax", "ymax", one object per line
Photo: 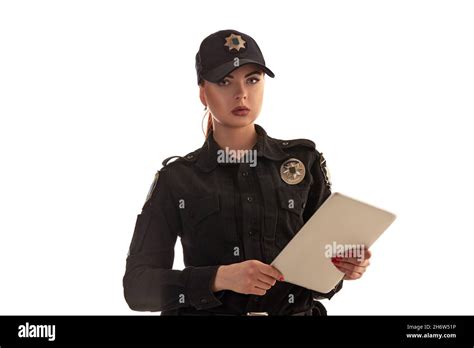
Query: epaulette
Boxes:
[
  {"xmin": 278, "ymin": 138, "xmax": 316, "ymax": 149},
  {"xmin": 161, "ymin": 148, "xmax": 201, "ymax": 167}
]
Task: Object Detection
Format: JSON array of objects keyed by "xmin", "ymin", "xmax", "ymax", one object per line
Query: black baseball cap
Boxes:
[{"xmin": 195, "ymin": 29, "xmax": 275, "ymax": 85}]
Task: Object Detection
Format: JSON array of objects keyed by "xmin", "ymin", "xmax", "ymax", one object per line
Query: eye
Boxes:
[
  {"xmin": 247, "ymin": 77, "xmax": 260, "ymax": 84},
  {"xmin": 218, "ymin": 79, "xmax": 230, "ymax": 86}
]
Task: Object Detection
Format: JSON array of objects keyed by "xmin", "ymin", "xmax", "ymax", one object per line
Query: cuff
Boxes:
[
  {"xmin": 184, "ymin": 265, "xmax": 223, "ymax": 310},
  {"xmin": 326, "ymin": 279, "xmax": 344, "ymax": 300},
  {"xmin": 312, "ymin": 279, "xmax": 344, "ymax": 300}
]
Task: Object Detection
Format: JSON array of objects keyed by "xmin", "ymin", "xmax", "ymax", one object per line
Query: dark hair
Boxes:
[
  {"xmin": 199, "ymin": 79, "xmax": 213, "ymax": 138},
  {"xmin": 199, "ymin": 78, "xmax": 213, "ymax": 138}
]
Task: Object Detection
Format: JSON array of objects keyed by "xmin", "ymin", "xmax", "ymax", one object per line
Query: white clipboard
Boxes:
[{"xmin": 271, "ymin": 192, "xmax": 396, "ymax": 293}]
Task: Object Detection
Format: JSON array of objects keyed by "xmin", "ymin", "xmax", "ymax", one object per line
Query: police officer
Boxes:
[{"xmin": 123, "ymin": 29, "xmax": 371, "ymax": 316}]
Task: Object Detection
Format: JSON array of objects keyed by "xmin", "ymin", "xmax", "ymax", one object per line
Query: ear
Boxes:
[{"xmin": 199, "ymin": 83, "xmax": 207, "ymax": 108}]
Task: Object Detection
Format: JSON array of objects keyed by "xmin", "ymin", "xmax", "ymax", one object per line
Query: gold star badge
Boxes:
[
  {"xmin": 280, "ymin": 158, "xmax": 306, "ymax": 185},
  {"xmin": 224, "ymin": 33, "xmax": 246, "ymax": 52}
]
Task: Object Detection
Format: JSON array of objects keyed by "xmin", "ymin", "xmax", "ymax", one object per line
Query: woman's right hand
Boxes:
[{"xmin": 211, "ymin": 260, "xmax": 284, "ymax": 296}]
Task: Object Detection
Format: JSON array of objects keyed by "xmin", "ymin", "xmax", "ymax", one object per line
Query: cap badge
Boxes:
[
  {"xmin": 224, "ymin": 33, "xmax": 246, "ymax": 52},
  {"xmin": 280, "ymin": 158, "xmax": 306, "ymax": 185}
]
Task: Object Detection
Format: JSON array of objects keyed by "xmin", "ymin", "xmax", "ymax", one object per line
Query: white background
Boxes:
[{"xmin": 1, "ymin": 0, "xmax": 473, "ymax": 315}]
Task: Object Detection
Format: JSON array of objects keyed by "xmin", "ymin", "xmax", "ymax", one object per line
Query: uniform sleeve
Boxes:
[
  {"xmin": 122, "ymin": 168, "xmax": 223, "ymax": 312},
  {"xmin": 302, "ymin": 150, "xmax": 344, "ymax": 299},
  {"xmin": 302, "ymin": 150, "xmax": 331, "ymax": 223}
]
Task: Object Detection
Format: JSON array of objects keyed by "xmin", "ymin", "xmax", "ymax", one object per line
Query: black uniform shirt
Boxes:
[{"xmin": 123, "ymin": 124, "xmax": 343, "ymax": 315}]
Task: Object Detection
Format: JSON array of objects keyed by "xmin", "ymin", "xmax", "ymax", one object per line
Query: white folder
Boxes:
[{"xmin": 271, "ymin": 192, "xmax": 396, "ymax": 293}]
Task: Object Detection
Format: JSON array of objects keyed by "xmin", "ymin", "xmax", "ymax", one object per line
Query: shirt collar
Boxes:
[{"xmin": 196, "ymin": 123, "xmax": 289, "ymax": 172}]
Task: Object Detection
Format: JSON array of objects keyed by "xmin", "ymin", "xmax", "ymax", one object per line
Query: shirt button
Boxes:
[
  {"xmin": 200, "ymin": 298, "xmax": 208, "ymax": 304},
  {"xmin": 247, "ymin": 196, "xmax": 253, "ymax": 203},
  {"xmin": 242, "ymin": 171, "xmax": 249, "ymax": 177},
  {"xmin": 248, "ymin": 230, "xmax": 254, "ymax": 236}
]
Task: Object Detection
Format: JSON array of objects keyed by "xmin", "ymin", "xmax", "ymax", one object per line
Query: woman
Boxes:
[{"xmin": 123, "ymin": 29, "xmax": 371, "ymax": 316}]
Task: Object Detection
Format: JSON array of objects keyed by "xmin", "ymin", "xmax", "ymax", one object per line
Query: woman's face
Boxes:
[{"xmin": 199, "ymin": 63, "xmax": 265, "ymax": 129}]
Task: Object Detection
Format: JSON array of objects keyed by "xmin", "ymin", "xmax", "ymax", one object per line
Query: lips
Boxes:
[{"xmin": 232, "ymin": 106, "xmax": 250, "ymax": 116}]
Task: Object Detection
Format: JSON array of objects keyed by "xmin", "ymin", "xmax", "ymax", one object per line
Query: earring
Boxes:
[{"xmin": 201, "ymin": 106, "xmax": 209, "ymax": 136}]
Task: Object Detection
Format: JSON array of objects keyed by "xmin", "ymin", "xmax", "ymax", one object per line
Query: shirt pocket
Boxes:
[
  {"xmin": 275, "ymin": 186, "xmax": 308, "ymax": 250},
  {"xmin": 180, "ymin": 193, "xmax": 222, "ymax": 238}
]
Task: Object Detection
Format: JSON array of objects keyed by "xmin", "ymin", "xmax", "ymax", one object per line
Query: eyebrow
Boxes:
[{"xmin": 224, "ymin": 70, "xmax": 263, "ymax": 79}]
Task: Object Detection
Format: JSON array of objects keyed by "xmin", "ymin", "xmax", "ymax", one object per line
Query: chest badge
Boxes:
[{"xmin": 280, "ymin": 158, "xmax": 306, "ymax": 185}]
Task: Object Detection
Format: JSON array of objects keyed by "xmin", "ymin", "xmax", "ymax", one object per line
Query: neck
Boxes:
[{"xmin": 212, "ymin": 122, "xmax": 258, "ymax": 152}]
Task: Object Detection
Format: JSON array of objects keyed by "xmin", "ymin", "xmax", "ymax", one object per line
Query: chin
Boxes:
[{"xmin": 225, "ymin": 114, "xmax": 258, "ymax": 127}]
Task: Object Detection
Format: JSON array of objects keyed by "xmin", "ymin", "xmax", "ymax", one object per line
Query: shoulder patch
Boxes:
[
  {"xmin": 145, "ymin": 171, "xmax": 160, "ymax": 204},
  {"xmin": 279, "ymin": 138, "xmax": 316, "ymax": 149},
  {"xmin": 319, "ymin": 153, "xmax": 332, "ymax": 189}
]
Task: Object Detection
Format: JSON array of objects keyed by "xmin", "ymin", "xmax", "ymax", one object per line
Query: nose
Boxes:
[{"xmin": 233, "ymin": 81, "xmax": 248, "ymax": 101}]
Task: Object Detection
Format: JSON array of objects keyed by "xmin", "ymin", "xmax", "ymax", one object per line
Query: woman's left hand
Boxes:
[{"xmin": 331, "ymin": 248, "xmax": 372, "ymax": 280}]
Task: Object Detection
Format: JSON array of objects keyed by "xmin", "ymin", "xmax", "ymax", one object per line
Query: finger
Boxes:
[
  {"xmin": 336, "ymin": 257, "xmax": 370, "ymax": 267},
  {"xmin": 257, "ymin": 273, "xmax": 277, "ymax": 287},
  {"xmin": 344, "ymin": 272, "xmax": 362, "ymax": 280},
  {"xmin": 334, "ymin": 257, "xmax": 363, "ymax": 265},
  {"xmin": 333, "ymin": 261, "xmax": 366, "ymax": 274},
  {"xmin": 333, "ymin": 262, "xmax": 356, "ymax": 274},
  {"xmin": 364, "ymin": 248, "xmax": 372, "ymax": 259},
  {"xmin": 252, "ymin": 287, "xmax": 267, "ymax": 296},
  {"xmin": 336, "ymin": 261, "xmax": 367, "ymax": 273},
  {"xmin": 259, "ymin": 264, "xmax": 284, "ymax": 280},
  {"xmin": 335, "ymin": 264, "xmax": 363, "ymax": 280},
  {"xmin": 254, "ymin": 280, "xmax": 272, "ymax": 291},
  {"xmin": 333, "ymin": 247, "xmax": 371, "ymax": 263}
]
